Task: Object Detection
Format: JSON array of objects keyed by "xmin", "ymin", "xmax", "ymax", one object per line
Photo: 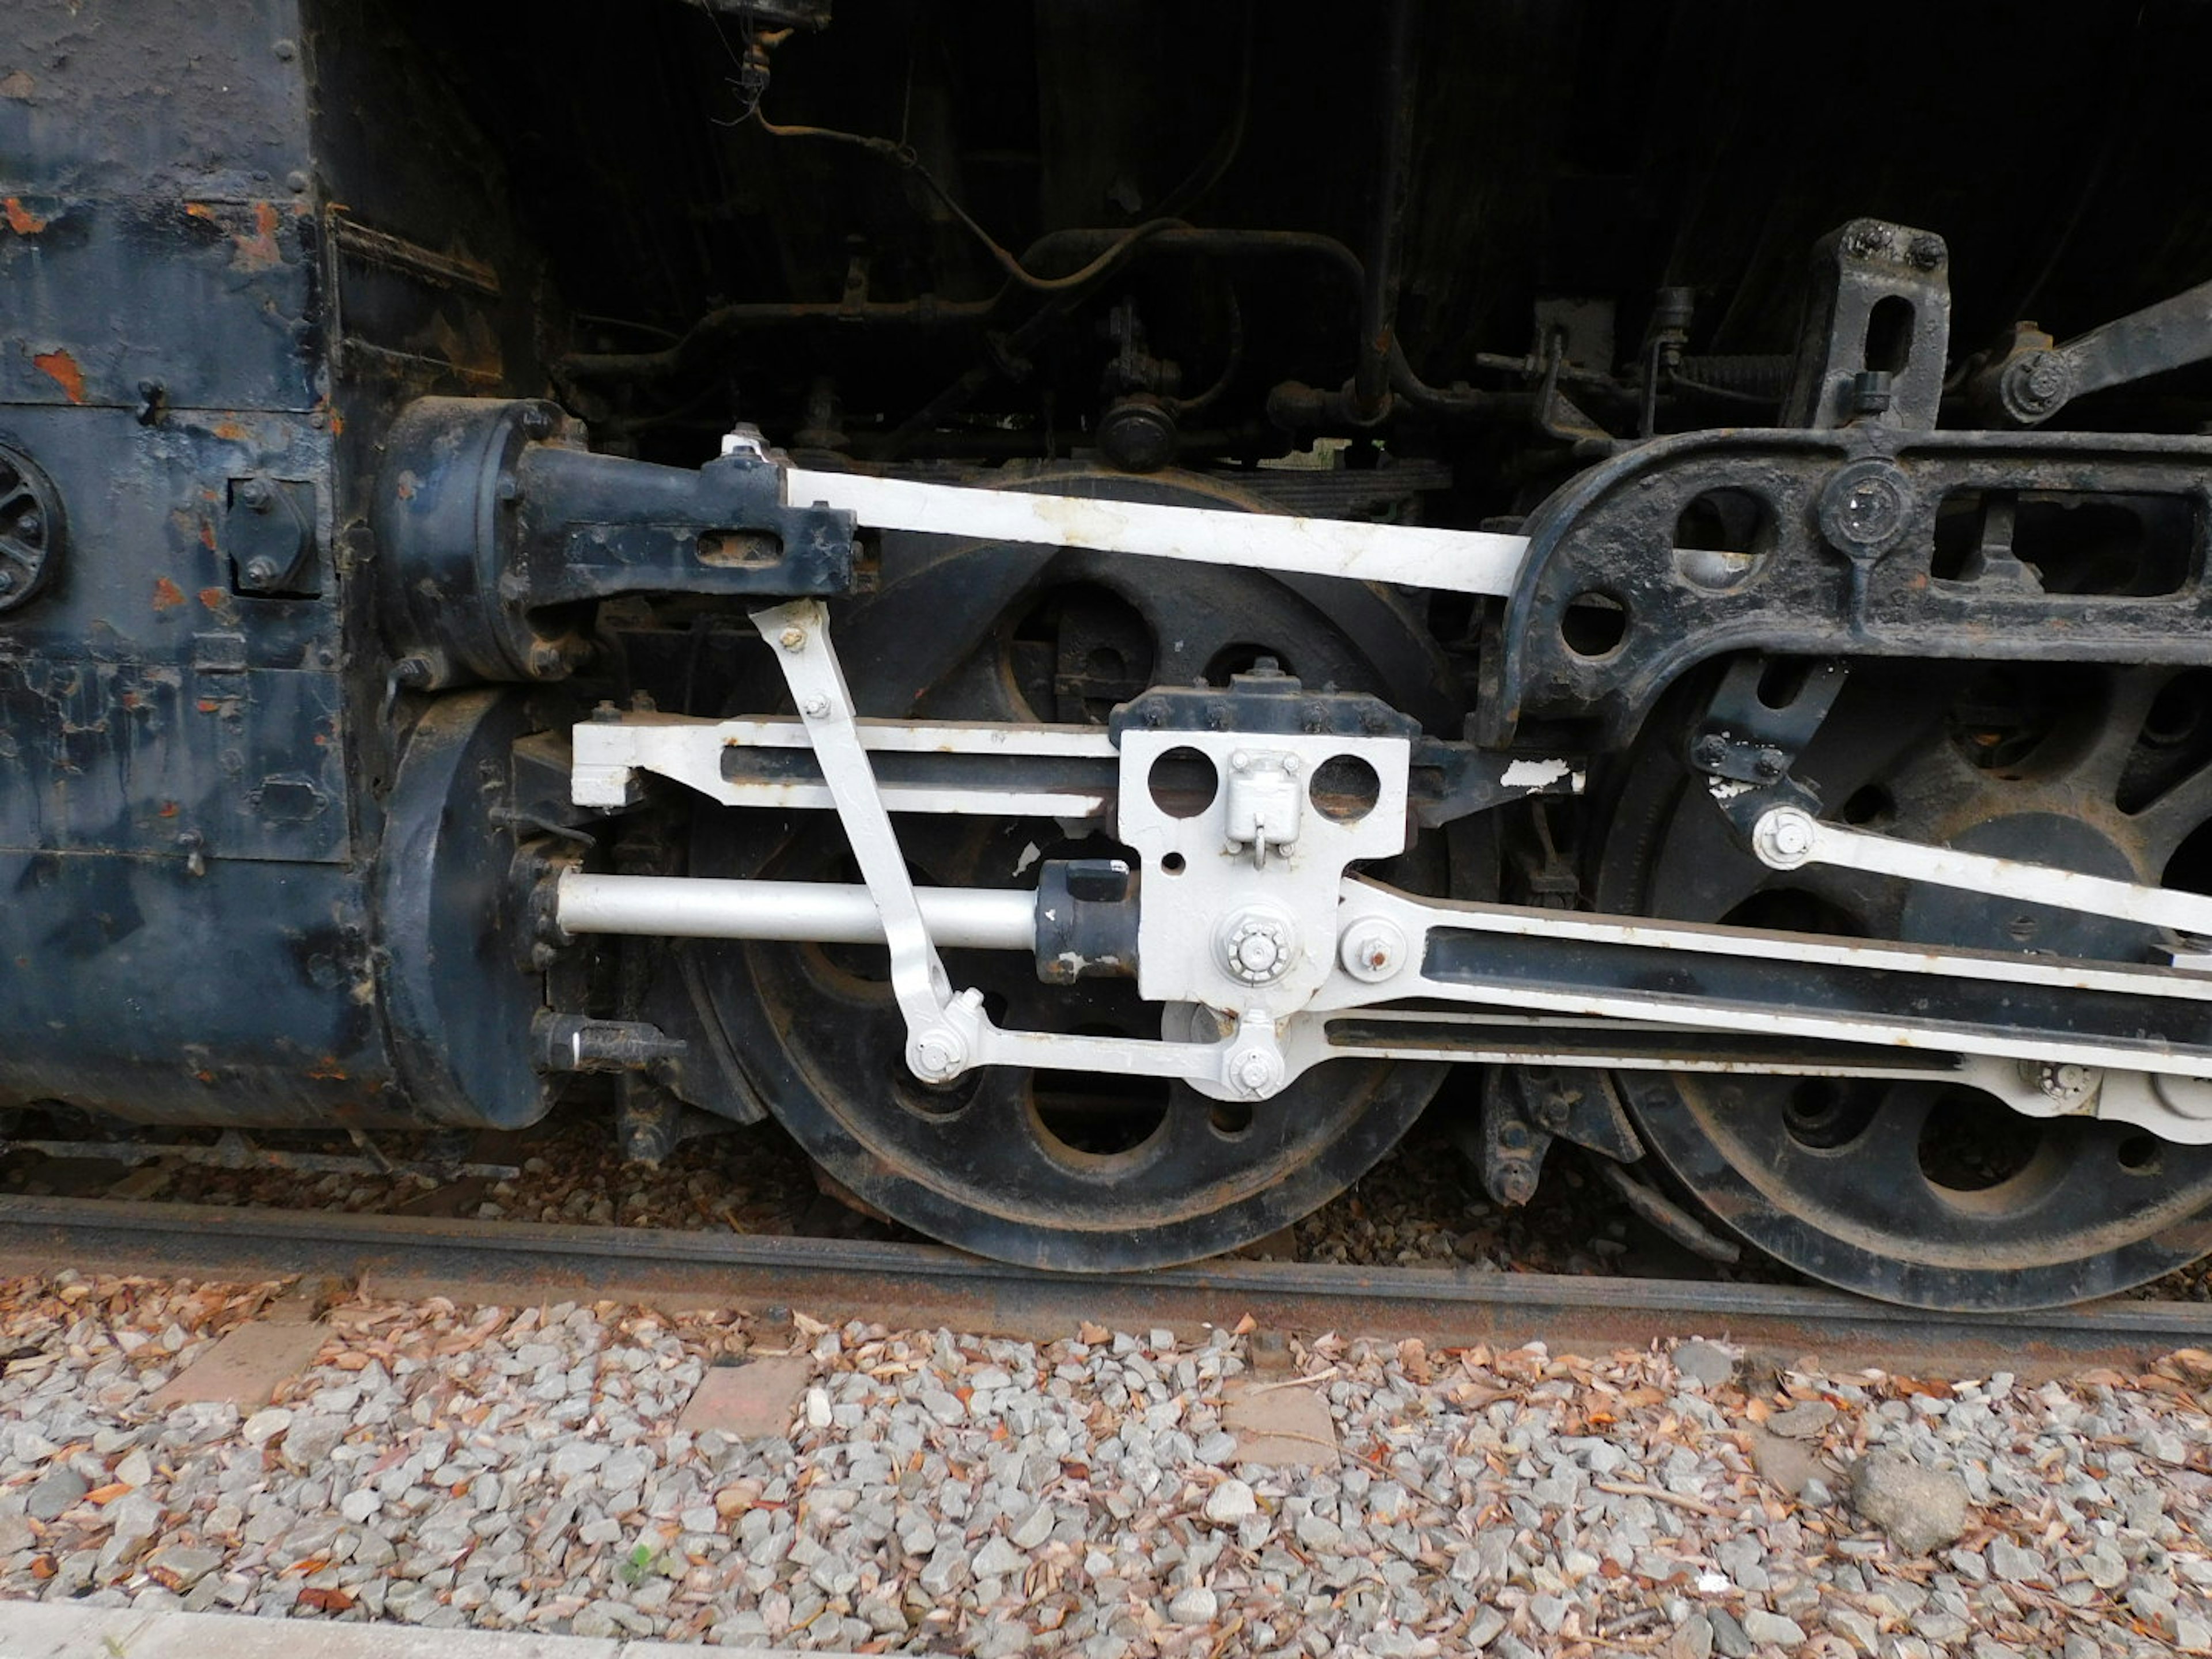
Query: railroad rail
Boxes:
[{"xmin": 4, "ymin": 1194, "xmax": 2208, "ymax": 1378}]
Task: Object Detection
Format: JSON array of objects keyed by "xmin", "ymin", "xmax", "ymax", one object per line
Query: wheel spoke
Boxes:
[
  {"xmin": 2125, "ymin": 762, "xmax": 2212, "ymax": 866},
  {"xmin": 2067, "ymin": 671, "xmax": 2168, "ymax": 798}
]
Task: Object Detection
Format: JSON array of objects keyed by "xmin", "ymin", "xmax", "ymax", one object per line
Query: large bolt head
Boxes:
[
  {"xmin": 1218, "ymin": 910, "xmax": 1298, "ymax": 984},
  {"xmin": 1816, "ymin": 459, "xmax": 1914, "ymax": 558},
  {"xmin": 1233, "ymin": 930, "xmax": 1283, "ymax": 976}
]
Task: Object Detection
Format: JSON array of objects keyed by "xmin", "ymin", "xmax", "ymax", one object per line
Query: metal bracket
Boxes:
[
  {"xmin": 1115, "ymin": 724, "xmax": 1411, "ymax": 1013},
  {"xmin": 224, "ymin": 476, "xmax": 319, "ymax": 596},
  {"xmin": 1782, "ymin": 219, "xmax": 1951, "ymax": 431},
  {"xmin": 572, "ymin": 708, "xmax": 1116, "ymax": 819},
  {"xmin": 1688, "ymin": 656, "xmax": 1849, "ymax": 787}
]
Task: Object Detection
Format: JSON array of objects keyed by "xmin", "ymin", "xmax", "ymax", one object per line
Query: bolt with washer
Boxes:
[
  {"xmin": 801, "ymin": 694, "xmax": 831, "ymax": 718},
  {"xmin": 1225, "ymin": 1047, "xmax": 1285, "ymax": 1099},
  {"xmin": 779, "ymin": 626, "xmax": 807, "ymax": 652},
  {"xmin": 1751, "ymin": 806, "xmax": 1817, "ymax": 869},
  {"xmin": 909, "ymin": 1028, "xmax": 968, "ymax": 1082},
  {"xmin": 2025, "ymin": 1059, "xmax": 2101, "ymax": 1110},
  {"xmin": 1338, "ymin": 919, "xmax": 1408, "ymax": 983}
]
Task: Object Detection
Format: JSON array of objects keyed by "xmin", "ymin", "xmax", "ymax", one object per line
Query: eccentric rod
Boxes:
[{"xmin": 555, "ymin": 872, "xmax": 1036, "ymax": 950}]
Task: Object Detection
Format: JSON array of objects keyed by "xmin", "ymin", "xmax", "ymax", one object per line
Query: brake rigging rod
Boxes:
[{"xmin": 1748, "ymin": 804, "xmax": 2212, "ymax": 943}]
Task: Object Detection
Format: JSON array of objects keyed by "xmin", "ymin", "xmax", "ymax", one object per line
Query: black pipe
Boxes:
[
  {"xmin": 1355, "ymin": 0, "xmax": 1422, "ymax": 419},
  {"xmin": 563, "ymin": 295, "xmax": 1000, "ymax": 381}
]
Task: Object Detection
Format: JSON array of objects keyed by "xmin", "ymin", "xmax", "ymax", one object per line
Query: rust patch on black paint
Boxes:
[
  {"xmin": 234, "ymin": 202, "xmax": 283, "ymax": 271},
  {"xmin": 151, "ymin": 577, "xmax": 186, "ymax": 612},
  {"xmin": 3, "ymin": 198, "xmax": 46, "ymax": 234},
  {"xmin": 32, "ymin": 349, "xmax": 84, "ymax": 403}
]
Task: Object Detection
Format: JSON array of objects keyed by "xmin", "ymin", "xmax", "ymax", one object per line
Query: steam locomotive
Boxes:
[{"xmin": 9, "ymin": 0, "xmax": 2212, "ymax": 1308}]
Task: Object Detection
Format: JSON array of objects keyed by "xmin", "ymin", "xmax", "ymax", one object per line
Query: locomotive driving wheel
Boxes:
[
  {"xmin": 690, "ymin": 471, "xmax": 1469, "ymax": 1270},
  {"xmin": 1594, "ymin": 660, "xmax": 2212, "ymax": 1309}
]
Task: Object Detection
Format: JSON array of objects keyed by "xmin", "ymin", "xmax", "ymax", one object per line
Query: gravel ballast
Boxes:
[{"xmin": 3, "ymin": 1270, "xmax": 2210, "ymax": 1656}]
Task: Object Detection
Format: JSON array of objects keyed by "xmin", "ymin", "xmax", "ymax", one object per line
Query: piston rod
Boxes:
[{"xmin": 555, "ymin": 872, "xmax": 1037, "ymax": 950}]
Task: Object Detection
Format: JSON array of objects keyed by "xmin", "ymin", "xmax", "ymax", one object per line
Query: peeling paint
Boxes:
[
  {"xmin": 234, "ymin": 201, "xmax": 283, "ymax": 271},
  {"xmin": 1502, "ymin": 757, "xmax": 1575, "ymax": 790},
  {"xmin": 32, "ymin": 348, "xmax": 84, "ymax": 403}
]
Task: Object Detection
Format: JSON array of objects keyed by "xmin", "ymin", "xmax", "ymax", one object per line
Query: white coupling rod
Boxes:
[{"xmin": 555, "ymin": 872, "xmax": 1037, "ymax": 951}]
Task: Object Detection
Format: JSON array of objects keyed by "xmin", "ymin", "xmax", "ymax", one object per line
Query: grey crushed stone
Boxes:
[
  {"xmin": 1847, "ymin": 1447, "xmax": 1973, "ymax": 1557},
  {"xmin": 1, "ymin": 1272, "xmax": 2209, "ymax": 1657},
  {"xmin": 1671, "ymin": 1340, "xmax": 1738, "ymax": 1389}
]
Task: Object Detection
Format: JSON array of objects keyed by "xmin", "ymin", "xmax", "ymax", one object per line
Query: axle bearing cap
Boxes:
[{"xmin": 1218, "ymin": 908, "xmax": 1300, "ymax": 986}]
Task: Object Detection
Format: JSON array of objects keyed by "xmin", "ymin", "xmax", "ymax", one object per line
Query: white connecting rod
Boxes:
[{"xmin": 556, "ymin": 872, "xmax": 1036, "ymax": 951}]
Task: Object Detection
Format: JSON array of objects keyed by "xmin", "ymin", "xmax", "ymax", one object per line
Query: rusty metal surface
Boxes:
[{"xmin": 2, "ymin": 1194, "xmax": 2207, "ymax": 1378}]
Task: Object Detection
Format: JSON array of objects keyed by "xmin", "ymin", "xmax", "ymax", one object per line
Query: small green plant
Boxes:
[{"xmin": 618, "ymin": 1542, "xmax": 658, "ymax": 1588}]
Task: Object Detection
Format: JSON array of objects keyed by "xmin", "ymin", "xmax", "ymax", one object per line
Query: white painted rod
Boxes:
[
  {"xmin": 785, "ymin": 466, "xmax": 1529, "ymax": 597},
  {"xmin": 1755, "ymin": 806, "xmax": 2212, "ymax": 941},
  {"xmin": 556, "ymin": 872, "xmax": 1036, "ymax": 950}
]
